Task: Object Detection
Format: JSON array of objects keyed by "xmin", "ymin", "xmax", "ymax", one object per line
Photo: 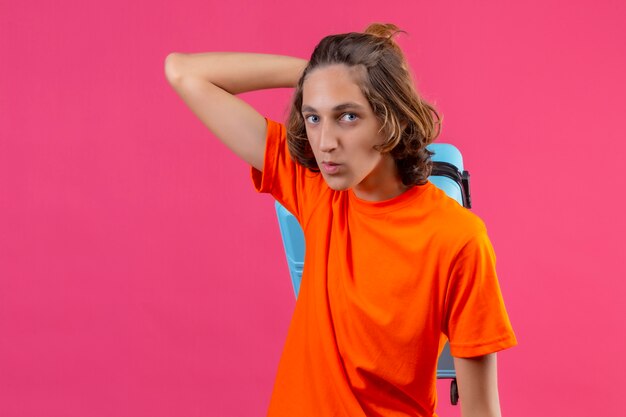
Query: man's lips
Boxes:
[{"xmin": 321, "ymin": 162, "xmax": 341, "ymax": 174}]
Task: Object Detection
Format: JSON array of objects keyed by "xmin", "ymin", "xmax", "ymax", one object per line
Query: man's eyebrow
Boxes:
[{"xmin": 301, "ymin": 102, "xmax": 366, "ymax": 113}]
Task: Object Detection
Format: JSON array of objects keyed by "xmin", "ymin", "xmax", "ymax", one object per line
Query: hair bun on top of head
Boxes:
[
  {"xmin": 363, "ymin": 23, "xmax": 405, "ymax": 52},
  {"xmin": 363, "ymin": 23, "xmax": 406, "ymax": 60},
  {"xmin": 364, "ymin": 22, "xmax": 402, "ymax": 37}
]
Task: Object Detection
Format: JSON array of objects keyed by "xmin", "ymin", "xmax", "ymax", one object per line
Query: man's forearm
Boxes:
[{"xmin": 165, "ymin": 52, "xmax": 308, "ymax": 95}]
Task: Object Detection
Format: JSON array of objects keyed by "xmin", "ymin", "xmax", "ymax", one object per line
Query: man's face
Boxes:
[{"xmin": 301, "ymin": 64, "xmax": 396, "ymax": 195}]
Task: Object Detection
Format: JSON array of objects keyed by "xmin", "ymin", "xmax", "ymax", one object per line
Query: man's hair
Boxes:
[{"xmin": 286, "ymin": 23, "xmax": 442, "ymax": 186}]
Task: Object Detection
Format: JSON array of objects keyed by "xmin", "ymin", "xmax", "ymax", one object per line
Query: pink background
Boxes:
[{"xmin": 1, "ymin": 0, "xmax": 625, "ymax": 416}]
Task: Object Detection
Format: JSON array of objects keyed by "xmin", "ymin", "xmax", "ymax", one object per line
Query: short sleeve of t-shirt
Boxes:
[
  {"xmin": 443, "ymin": 231, "xmax": 518, "ymax": 358},
  {"xmin": 249, "ymin": 118, "xmax": 324, "ymax": 225}
]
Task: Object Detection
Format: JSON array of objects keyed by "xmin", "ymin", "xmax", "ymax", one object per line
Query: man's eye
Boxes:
[
  {"xmin": 305, "ymin": 115, "xmax": 319, "ymax": 123},
  {"xmin": 341, "ymin": 113, "xmax": 358, "ymax": 122}
]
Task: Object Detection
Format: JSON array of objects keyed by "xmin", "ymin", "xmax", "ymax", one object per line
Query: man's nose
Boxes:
[{"xmin": 319, "ymin": 122, "xmax": 338, "ymax": 152}]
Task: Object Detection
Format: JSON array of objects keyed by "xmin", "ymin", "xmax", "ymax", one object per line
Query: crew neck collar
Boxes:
[{"xmin": 348, "ymin": 181, "xmax": 432, "ymax": 214}]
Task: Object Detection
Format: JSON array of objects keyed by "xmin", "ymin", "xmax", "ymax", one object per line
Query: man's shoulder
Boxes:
[{"xmin": 421, "ymin": 183, "xmax": 488, "ymax": 247}]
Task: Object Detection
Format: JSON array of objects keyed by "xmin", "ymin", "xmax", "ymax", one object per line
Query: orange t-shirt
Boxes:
[{"xmin": 251, "ymin": 119, "xmax": 517, "ymax": 417}]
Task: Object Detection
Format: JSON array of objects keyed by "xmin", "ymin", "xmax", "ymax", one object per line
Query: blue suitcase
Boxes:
[{"xmin": 274, "ymin": 143, "xmax": 471, "ymax": 405}]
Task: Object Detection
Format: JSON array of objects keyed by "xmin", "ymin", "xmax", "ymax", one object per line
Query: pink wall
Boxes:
[{"xmin": 1, "ymin": 0, "xmax": 625, "ymax": 416}]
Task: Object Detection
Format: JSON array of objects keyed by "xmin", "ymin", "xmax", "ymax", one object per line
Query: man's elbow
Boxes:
[{"xmin": 164, "ymin": 52, "xmax": 186, "ymax": 84}]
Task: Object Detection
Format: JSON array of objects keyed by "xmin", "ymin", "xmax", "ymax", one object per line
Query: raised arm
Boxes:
[
  {"xmin": 453, "ymin": 353, "xmax": 503, "ymax": 417},
  {"xmin": 164, "ymin": 52, "xmax": 308, "ymax": 171}
]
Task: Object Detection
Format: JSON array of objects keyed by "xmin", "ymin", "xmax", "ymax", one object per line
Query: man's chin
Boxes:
[{"xmin": 322, "ymin": 178, "xmax": 351, "ymax": 192}]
